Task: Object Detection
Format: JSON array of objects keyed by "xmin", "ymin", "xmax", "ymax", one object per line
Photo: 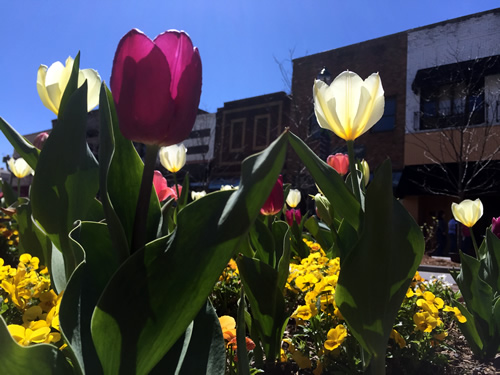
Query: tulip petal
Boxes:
[
  {"xmin": 353, "ymin": 73, "xmax": 384, "ymax": 137},
  {"xmin": 330, "ymin": 71, "xmax": 364, "ymax": 139},
  {"xmin": 111, "ymin": 29, "xmax": 175, "ymax": 145},
  {"xmin": 37, "ymin": 65, "xmax": 59, "ymax": 115},
  {"xmin": 164, "ymin": 51, "xmax": 202, "ymax": 146},
  {"xmin": 154, "ymin": 30, "xmax": 197, "ymax": 97},
  {"xmin": 313, "ymin": 80, "xmax": 346, "ymax": 139},
  {"xmin": 80, "ymin": 69, "xmax": 101, "ymax": 111}
]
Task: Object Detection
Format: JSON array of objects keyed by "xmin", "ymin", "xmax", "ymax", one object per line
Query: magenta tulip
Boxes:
[
  {"xmin": 286, "ymin": 209, "xmax": 302, "ymax": 226},
  {"xmin": 327, "ymin": 153, "xmax": 349, "ymax": 176},
  {"xmin": 260, "ymin": 175, "xmax": 284, "ymax": 216},
  {"xmin": 492, "ymin": 217, "xmax": 500, "ymax": 238},
  {"xmin": 33, "ymin": 132, "xmax": 49, "ymax": 150},
  {"xmin": 111, "ymin": 29, "xmax": 202, "ymax": 146}
]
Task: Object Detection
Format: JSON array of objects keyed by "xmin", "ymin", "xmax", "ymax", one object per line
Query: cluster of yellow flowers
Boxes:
[
  {"xmin": 287, "ymin": 240, "xmax": 346, "ymax": 353},
  {"xmin": 405, "ymin": 272, "xmax": 466, "ymax": 344},
  {"xmin": 0, "ymin": 254, "xmax": 63, "ymax": 346},
  {"xmin": 218, "ymin": 259, "xmax": 239, "ymax": 283},
  {"xmin": 0, "ymin": 225, "xmax": 19, "ymax": 248}
]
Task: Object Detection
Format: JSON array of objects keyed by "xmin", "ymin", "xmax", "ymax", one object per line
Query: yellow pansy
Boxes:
[
  {"xmin": 390, "ymin": 329, "xmax": 406, "ymax": 348},
  {"xmin": 324, "ymin": 324, "xmax": 347, "ymax": 351},
  {"xmin": 444, "ymin": 305, "xmax": 467, "ymax": 323},
  {"xmin": 413, "ymin": 312, "xmax": 441, "ymax": 333}
]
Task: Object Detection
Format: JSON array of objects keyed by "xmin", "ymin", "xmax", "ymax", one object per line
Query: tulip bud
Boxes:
[
  {"xmin": 286, "ymin": 189, "xmax": 301, "ymax": 208},
  {"xmin": 111, "ymin": 29, "xmax": 202, "ymax": 146},
  {"xmin": 327, "ymin": 153, "xmax": 349, "ymax": 176},
  {"xmin": 7, "ymin": 158, "xmax": 33, "ymax": 179},
  {"xmin": 451, "ymin": 199, "xmax": 483, "ymax": 228},
  {"xmin": 220, "ymin": 185, "xmax": 236, "ymax": 191},
  {"xmin": 159, "ymin": 144, "xmax": 187, "ymax": 173},
  {"xmin": 314, "ymin": 193, "xmax": 333, "ymax": 226},
  {"xmin": 37, "ymin": 56, "xmax": 101, "ymax": 115},
  {"xmin": 191, "ymin": 190, "xmax": 206, "ymax": 201},
  {"xmin": 358, "ymin": 159, "xmax": 370, "ymax": 186},
  {"xmin": 33, "ymin": 132, "xmax": 49, "ymax": 150},
  {"xmin": 260, "ymin": 175, "xmax": 284, "ymax": 216},
  {"xmin": 492, "ymin": 217, "xmax": 500, "ymax": 239},
  {"xmin": 286, "ymin": 208, "xmax": 302, "ymax": 226}
]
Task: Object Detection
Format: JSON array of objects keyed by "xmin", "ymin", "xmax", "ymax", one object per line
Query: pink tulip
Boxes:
[
  {"xmin": 111, "ymin": 29, "xmax": 202, "ymax": 146},
  {"xmin": 153, "ymin": 171, "xmax": 182, "ymax": 202},
  {"xmin": 33, "ymin": 132, "xmax": 49, "ymax": 150},
  {"xmin": 260, "ymin": 175, "xmax": 284, "ymax": 216},
  {"xmin": 327, "ymin": 153, "xmax": 349, "ymax": 176},
  {"xmin": 286, "ymin": 209, "xmax": 302, "ymax": 226},
  {"xmin": 153, "ymin": 171, "xmax": 170, "ymax": 202},
  {"xmin": 492, "ymin": 217, "xmax": 500, "ymax": 238}
]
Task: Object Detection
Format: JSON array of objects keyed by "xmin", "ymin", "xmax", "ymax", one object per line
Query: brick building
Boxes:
[{"xmin": 211, "ymin": 92, "xmax": 291, "ymax": 188}]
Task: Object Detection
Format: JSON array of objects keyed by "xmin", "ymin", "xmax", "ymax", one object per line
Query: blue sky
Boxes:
[{"xmin": 0, "ymin": 1, "xmax": 498, "ymax": 158}]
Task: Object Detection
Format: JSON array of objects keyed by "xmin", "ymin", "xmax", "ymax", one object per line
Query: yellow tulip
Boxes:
[
  {"xmin": 7, "ymin": 158, "xmax": 33, "ymax": 179},
  {"xmin": 37, "ymin": 56, "xmax": 101, "ymax": 115},
  {"xmin": 313, "ymin": 71, "xmax": 385, "ymax": 141},
  {"xmin": 451, "ymin": 199, "xmax": 483, "ymax": 227},
  {"xmin": 286, "ymin": 189, "xmax": 301, "ymax": 208},
  {"xmin": 159, "ymin": 143, "xmax": 187, "ymax": 173}
]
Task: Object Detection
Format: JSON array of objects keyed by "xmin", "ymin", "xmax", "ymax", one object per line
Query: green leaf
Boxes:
[
  {"xmin": 59, "ymin": 221, "xmax": 120, "ymax": 375},
  {"xmin": 99, "ymin": 84, "xmax": 161, "ymax": 251},
  {"xmin": 276, "ymin": 224, "xmax": 291, "ymax": 293},
  {"xmin": 288, "ymin": 131, "xmax": 361, "ymax": 231},
  {"xmin": 481, "ymin": 230, "xmax": 500, "ymax": 292},
  {"xmin": 0, "ymin": 116, "xmax": 39, "ymax": 170},
  {"xmin": 451, "ymin": 300, "xmax": 483, "ymax": 356},
  {"xmin": 98, "ymin": 83, "xmax": 131, "ymax": 263},
  {"xmin": 30, "ymin": 82, "xmax": 99, "ymax": 280},
  {"xmin": 335, "ymin": 160, "xmax": 424, "ymax": 367},
  {"xmin": 236, "ymin": 255, "xmax": 287, "ymax": 362},
  {"xmin": 16, "ymin": 199, "xmax": 52, "ymax": 265},
  {"xmin": 58, "ymin": 52, "xmax": 81, "ymax": 118},
  {"xmin": 455, "ymin": 251, "xmax": 495, "ymax": 342},
  {"xmin": 152, "ymin": 300, "xmax": 225, "ymax": 375},
  {"xmin": 0, "ymin": 317, "xmax": 73, "ymax": 374},
  {"xmin": 249, "ymin": 219, "xmax": 275, "ymax": 267},
  {"xmin": 91, "ymin": 133, "xmax": 288, "ymax": 374},
  {"xmin": 304, "ymin": 216, "xmax": 331, "ymax": 255}
]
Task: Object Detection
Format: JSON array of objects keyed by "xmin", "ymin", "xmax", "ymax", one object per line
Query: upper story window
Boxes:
[
  {"xmin": 420, "ymin": 81, "xmax": 484, "ymax": 130},
  {"xmin": 229, "ymin": 118, "xmax": 245, "ymax": 152},
  {"xmin": 371, "ymin": 96, "xmax": 396, "ymax": 132},
  {"xmin": 253, "ymin": 114, "xmax": 270, "ymax": 150},
  {"xmin": 412, "ymin": 55, "xmax": 500, "ymax": 131}
]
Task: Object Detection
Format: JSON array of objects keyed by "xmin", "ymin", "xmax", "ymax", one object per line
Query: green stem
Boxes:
[
  {"xmin": 17, "ymin": 178, "xmax": 20, "ymax": 197},
  {"xmin": 131, "ymin": 144, "xmax": 159, "ymax": 253},
  {"xmin": 347, "ymin": 140, "xmax": 361, "ymax": 202},
  {"xmin": 469, "ymin": 226, "xmax": 479, "ymax": 258}
]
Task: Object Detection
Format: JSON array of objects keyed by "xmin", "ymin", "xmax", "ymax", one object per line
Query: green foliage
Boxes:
[{"xmin": 451, "ymin": 229, "xmax": 500, "ymax": 359}]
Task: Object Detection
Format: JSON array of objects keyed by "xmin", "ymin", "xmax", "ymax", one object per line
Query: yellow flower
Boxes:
[
  {"xmin": 451, "ymin": 199, "xmax": 483, "ymax": 228},
  {"xmin": 416, "ymin": 291, "xmax": 444, "ymax": 314},
  {"xmin": 286, "ymin": 189, "xmax": 301, "ymax": 208},
  {"xmin": 218, "ymin": 315, "xmax": 236, "ymax": 341},
  {"xmin": 444, "ymin": 305, "xmax": 467, "ymax": 323},
  {"xmin": 159, "ymin": 143, "xmax": 187, "ymax": 173},
  {"xmin": 324, "ymin": 324, "xmax": 347, "ymax": 351},
  {"xmin": 390, "ymin": 329, "xmax": 406, "ymax": 348},
  {"xmin": 7, "ymin": 158, "xmax": 33, "ymax": 179},
  {"xmin": 313, "ymin": 71, "xmax": 385, "ymax": 141},
  {"xmin": 292, "ymin": 350, "xmax": 312, "ymax": 369},
  {"xmin": 291, "ymin": 304, "xmax": 317, "ymax": 321},
  {"xmin": 19, "ymin": 254, "xmax": 39, "ymax": 270},
  {"xmin": 413, "ymin": 312, "xmax": 440, "ymax": 332},
  {"xmin": 8, "ymin": 322, "xmax": 51, "ymax": 346},
  {"xmin": 37, "ymin": 56, "xmax": 101, "ymax": 115}
]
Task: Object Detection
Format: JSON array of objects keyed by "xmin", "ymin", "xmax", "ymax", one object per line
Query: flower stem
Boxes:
[
  {"xmin": 131, "ymin": 144, "xmax": 159, "ymax": 253},
  {"xmin": 469, "ymin": 226, "xmax": 479, "ymax": 258},
  {"xmin": 347, "ymin": 140, "xmax": 361, "ymax": 202}
]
